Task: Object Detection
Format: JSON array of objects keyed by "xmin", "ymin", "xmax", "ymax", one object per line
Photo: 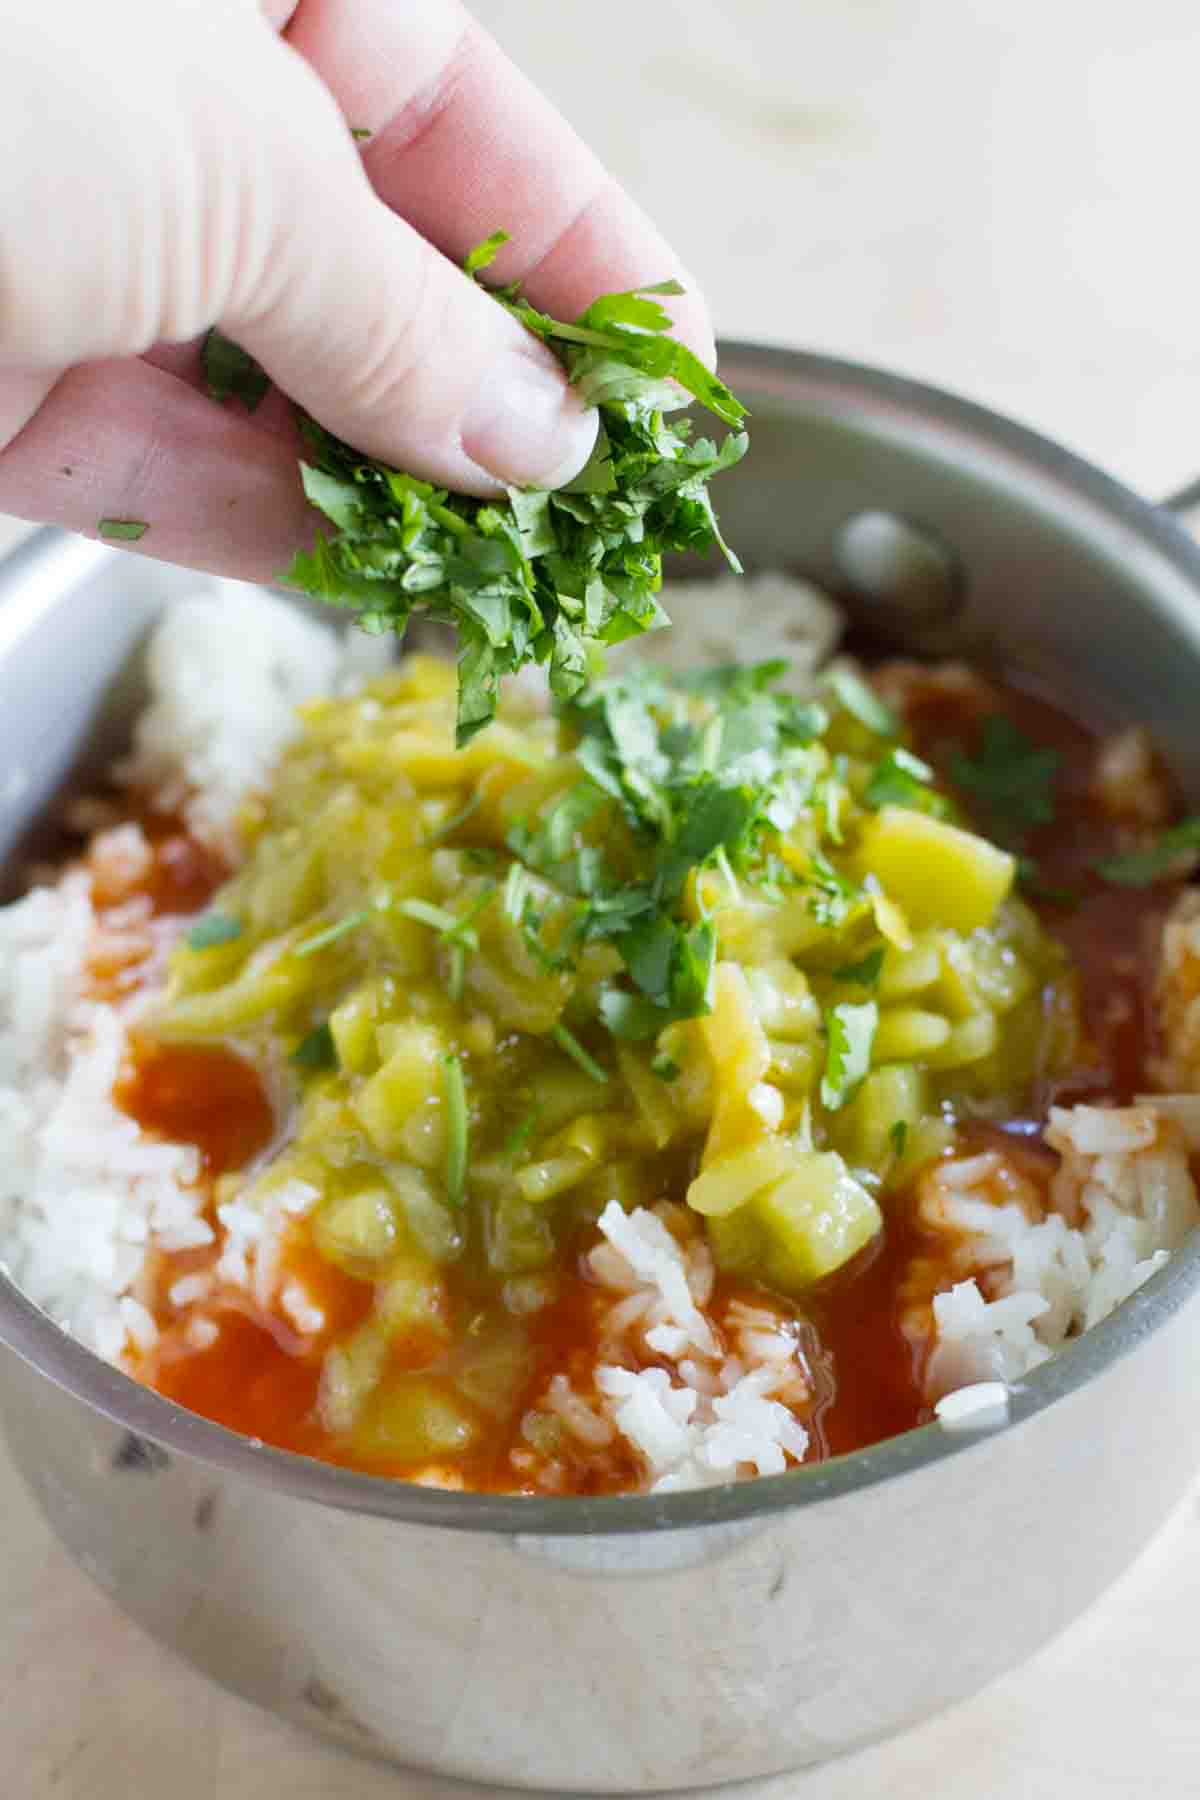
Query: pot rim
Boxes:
[{"xmin": 4, "ymin": 341, "xmax": 1200, "ymax": 1537}]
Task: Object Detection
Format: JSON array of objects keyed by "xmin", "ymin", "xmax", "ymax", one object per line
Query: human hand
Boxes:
[{"xmin": 0, "ymin": 0, "xmax": 713, "ymax": 581}]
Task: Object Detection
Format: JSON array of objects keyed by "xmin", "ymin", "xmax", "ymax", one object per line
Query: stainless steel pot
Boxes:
[{"xmin": 2, "ymin": 346, "xmax": 1200, "ymax": 1793}]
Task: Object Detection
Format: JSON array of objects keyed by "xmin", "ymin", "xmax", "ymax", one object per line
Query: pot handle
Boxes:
[{"xmin": 1163, "ymin": 477, "xmax": 1200, "ymax": 532}]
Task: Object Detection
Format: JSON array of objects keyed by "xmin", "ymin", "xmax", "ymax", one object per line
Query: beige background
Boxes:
[{"xmin": 4, "ymin": 2, "xmax": 1200, "ymax": 1793}]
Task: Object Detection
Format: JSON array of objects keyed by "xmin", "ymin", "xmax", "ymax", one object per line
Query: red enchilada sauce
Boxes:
[{"xmin": 106, "ymin": 672, "xmax": 1180, "ymax": 1491}]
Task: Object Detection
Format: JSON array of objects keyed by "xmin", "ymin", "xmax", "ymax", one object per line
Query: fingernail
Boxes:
[{"xmin": 461, "ymin": 347, "xmax": 599, "ymax": 489}]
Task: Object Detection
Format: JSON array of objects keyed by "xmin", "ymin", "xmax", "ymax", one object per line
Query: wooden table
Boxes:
[{"xmin": 5, "ymin": 2, "xmax": 1200, "ymax": 1791}]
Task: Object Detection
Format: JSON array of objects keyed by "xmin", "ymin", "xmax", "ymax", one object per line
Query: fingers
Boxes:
[
  {"xmin": 284, "ymin": 0, "xmax": 715, "ymax": 363},
  {"xmin": 0, "ymin": 358, "xmax": 318, "ymax": 583},
  {"xmin": 218, "ymin": 34, "xmax": 598, "ymax": 494}
]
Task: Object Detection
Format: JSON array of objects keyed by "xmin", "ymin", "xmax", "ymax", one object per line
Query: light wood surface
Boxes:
[{"xmin": 5, "ymin": 3, "xmax": 1200, "ymax": 1793}]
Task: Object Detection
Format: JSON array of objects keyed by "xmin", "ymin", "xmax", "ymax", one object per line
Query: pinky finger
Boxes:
[{"xmin": 0, "ymin": 357, "xmax": 319, "ymax": 584}]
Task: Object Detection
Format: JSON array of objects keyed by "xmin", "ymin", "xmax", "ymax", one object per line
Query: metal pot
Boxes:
[{"xmin": 2, "ymin": 346, "xmax": 1200, "ymax": 1793}]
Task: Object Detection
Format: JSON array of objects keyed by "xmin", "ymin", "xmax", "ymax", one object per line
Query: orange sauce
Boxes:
[{"xmin": 108, "ymin": 673, "xmax": 1178, "ymax": 1488}]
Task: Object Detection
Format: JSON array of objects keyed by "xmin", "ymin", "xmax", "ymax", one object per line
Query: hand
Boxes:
[{"xmin": 0, "ymin": 0, "xmax": 713, "ymax": 581}]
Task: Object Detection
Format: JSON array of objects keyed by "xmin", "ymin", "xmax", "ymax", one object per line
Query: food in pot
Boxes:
[{"xmin": 1, "ymin": 574, "xmax": 1197, "ymax": 1494}]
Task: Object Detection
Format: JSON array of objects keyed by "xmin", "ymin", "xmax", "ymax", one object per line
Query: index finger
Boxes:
[{"xmin": 280, "ymin": 0, "xmax": 716, "ymax": 362}]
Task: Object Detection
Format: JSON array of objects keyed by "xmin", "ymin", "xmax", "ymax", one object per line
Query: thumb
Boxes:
[{"xmin": 221, "ymin": 37, "xmax": 598, "ymax": 496}]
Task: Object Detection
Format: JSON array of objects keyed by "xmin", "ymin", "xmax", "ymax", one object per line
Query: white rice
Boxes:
[
  {"xmin": 116, "ymin": 578, "xmax": 390, "ymax": 858},
  {"xmin": 924, "ymin": 1104, "xmax": 1199, "ymax": 1399},
  {"xmin": 0, "ymin": 572, "xmax": 1197, "ymax": 1490},
  {"xmin": 0, "ymin": 581, "xmax": 370, "ymax": 1362}
]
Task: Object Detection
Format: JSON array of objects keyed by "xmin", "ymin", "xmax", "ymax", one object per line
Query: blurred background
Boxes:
[
  {"xmin": 1, "ymin": 0, "xmax": 1197, "ymax": 561},
  {"xmin": 471, "ymin": 0, "xmax": 1200, "ymax": 497}
]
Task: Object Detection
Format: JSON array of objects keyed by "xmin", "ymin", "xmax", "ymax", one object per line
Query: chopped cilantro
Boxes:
[
  {"xmin": 294, "ymin": 907, "xmax": 374, "ymax": 957},
  {"xmin": 864, "ymin": 747, "xmax": 947, "ymax": 815},
  {"xmin": 423, "ymin": 793, "xmax": 482, "ymax": 845},
  {"xmin": 832, "ymin": 946, "xmax": 885, "ymax": 989},
  {"xmin": 820, "ymin": 1000, "xmax": 878, "ymax": 1111},
  {"xmin": 825, "ymin": 667, "xmax": 898, "ymax": 738},
  {"xmin": 274, "ymin": 239, "xmax": 748, "ymax": 745},
  {"xmin": 888, "ymin": 1119, "xmax": 908, "ymax": 1161},
  {"xmin": 949, "ymin": 716, "xmax": 1059, "ymax": 843},
  {"xmin": 186, "ymin": 912, "xmax": 242, "ymax": 950},
  {"xmin": 551, "ymin": 1021, "xmax": 609, "ymax": 1083},
  {"xmin": 650, "ymin": 1052, "xmax": 681, "ymax": 1081},
  {"xmin": 1097, "ymin": 819, "xmax": 1200, "ymax": 886},
  {"xmin": 97, "ymin": 518, "xmax": 148, "ymax": 542},
  {"xmin": 350, "ymin": 126, "xmax": 372, "ymax": 141},
  {"xmin": 442, "ymin": 1054, "xmax": 469, "ymax": 1206},
  {"xmin": 503, "ymin": 1104, "xmax": 542, "ymax": 1162},
  {"xmin": 290, "ymin": 1022, "xmax": 338, "ymax": 1071},
  {"xmin": 397, "ymin": 888, "xmax": 496, "ymax": 999},
  {"xmin": 201, "ymin": 330, "xmax": 270, "ymax": 412}
]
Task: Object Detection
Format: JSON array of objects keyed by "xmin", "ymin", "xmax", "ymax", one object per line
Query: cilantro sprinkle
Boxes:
[
  {"xmin": 186, "ymin": 912, "xmax": 242, "ymax": 950},
  {"xmin": 294, "ymin": 908, "xmax": 373, "ymax": 957},
  {"xmin": 1097, "ymin": 819, "xmax": 1200, "ymax": 886},
  {"xmin": 443, "ymin": 1054, "xmax": 469, "ymax": 1206},
  {"xmin": 290, "ymin": 1022, "xmax": 338, "ymax": 1071},
  {"xmin": 551, "ymin": 1022, "xmax": 609, "ymax": 1084},
  {"xmin": 503, "ymin": 1104, "xmax": 543, "ymax": 1162},
  {"xmin": 820, "ymin": 1000, "xmax": 878, "ymax": 1111},
  {"xmin": 97, "ymin": 518, "xmax": 148, "ymax": 542},
  {"xmin": 201, "ymin": 330, "xmax": 269, "ymax": 412},
  {"xmin": 423, "ymin": 793, "xmax": 482, "ymax": 845},
  {"xmin": 832, "ymin": 946, "xmax": 886, "ymax": 989},
  {"xmin": 888, "ymin": 1119, "xmax": 908, "ymax": 1161},
  {"xmin": 826, "ymin": 667, "xmax": 897, "ymax": 738},
  {"xmin": 950, "ymin": 716, "xmax": 1059, "ymax": 843},
  {"xmin": 272, "ymin": 238, "xmax": 748, "ymax": 745}
]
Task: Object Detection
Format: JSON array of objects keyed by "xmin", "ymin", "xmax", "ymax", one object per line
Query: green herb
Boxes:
[
  {"xmin": 201, "ymin": 330, "xmax": 270, "ymax": 412},
  {"xmin": 442, "ymin": 1054, "xmax": 469, "ymax": 1206},
  {"xmin": 805, "ymin": 851, "xmax": 863, "ymax": 928},
  {"xmin": 949, "ymin": 716, "xmax": 1059, "ymax": 843},
  {"xmin": 832, "ymin": 946, "xmax": 885, "ymax": 989},
  {"xmin": 888, "ymin": 1119, "xmax": 908, "ymax": 1161},
  {"xmin": 1097, "ymin": 819, "xmax": 1200, "ymax": 886},
  {"xmin": 279, "ymin": 238, "xmax": 748, "ymax": 744},
  {"xmin": 294, "ymin": 908, "xmax": 374, "ymax": 957},
  {"xmin": 395, "ymin": 897, "xmax": 462, "ymax": 935},
  {"xmin": 422, "ymin": 793, "xmax": 482, "ymax": 845},
  {"xmin": 551, "ymin": 1021, "xmax": 609, "ymax": 1083},
  {"xmin": 186, "ymin": 912, "xmax": 243, "ymax": 950},
  {"xmin": 820, "ymin": 1000, "xmax": 878, "ymax": 1111},
  {"xmin": 350, "ymin": 126, "xmax": 372, "ymax": 141},
  {"xmin": 290, "ymin": 1022, "xmax": 338, "ymax": 1071},
  {"xmin": 826, "ymin": 667, "xmax": 897, "ymax": 738},
  {"xmin": 650, "ymin": 1052, "xmax": 681, "ymax": 1081},
  {"xmin": 97, "ymin": 518, "xmax": 148, "ymax": 542},
  {"xmin": 864, "ymin": 747, "xmax": 947, "ymax": 814},
  {"xmin": 503, "ymin": 1104, "xmax": 543, "ymax": 1162},
  {"xmin": 397, "ymin": 888, "xmax": 496, "ymax": 1000}
]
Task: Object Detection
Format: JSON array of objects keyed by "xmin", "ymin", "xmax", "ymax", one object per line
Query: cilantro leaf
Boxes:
[
  {"xmin": 864, "ymin": 747, "xmax": 948, "ymax": 815},
  {"xmin": 551, "ymin": 1022, "xmax": 609, "ymax": 1083},
  {"xmin": 950, "ymin": 717, "xmax": 1059, "ymax": 843},
  {"xmin": 832, "ymin": 946, "xmax": 885, "ymax": 989},
  {"xmin": 888, "ymin": 1119, "xmax": 908, "ymax": 1161},
  {"xmin": 186, "ymin": 912, "xmax": 243, "ymax": 950},
  {"xmin": 443, "ymin": 1054, "xmax": 469, "ymax": 1206},
  {"xmin": 826, "ymin": 667, "xmax": 898, "ymax": 738},
  {"xmin": 290, "ymin": 1022, "xmax": 338, "ymax": 1071},
  {"xmin": 278, "ymin": 239, "xmax": 748, "ymax": 744},
  {"xmin": 97, "ymin": 518, "xmax": 148, "ymax": 542},
  {"xmin": 201, "ymin": 330, "xmax": 270, "ymax": 412},
  {"xmin": 1097, "ymin": 819, "xmax": 1200, "ymax": 886},
  {"xmin": 820, "ymin": 1001, "xmax": 878, "ymax": 1111}
]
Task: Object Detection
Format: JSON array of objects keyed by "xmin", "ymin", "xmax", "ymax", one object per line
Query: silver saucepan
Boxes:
[{"xmin": 2, "ymin": 345, "xmax": 1199, "ymax": 1792}]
